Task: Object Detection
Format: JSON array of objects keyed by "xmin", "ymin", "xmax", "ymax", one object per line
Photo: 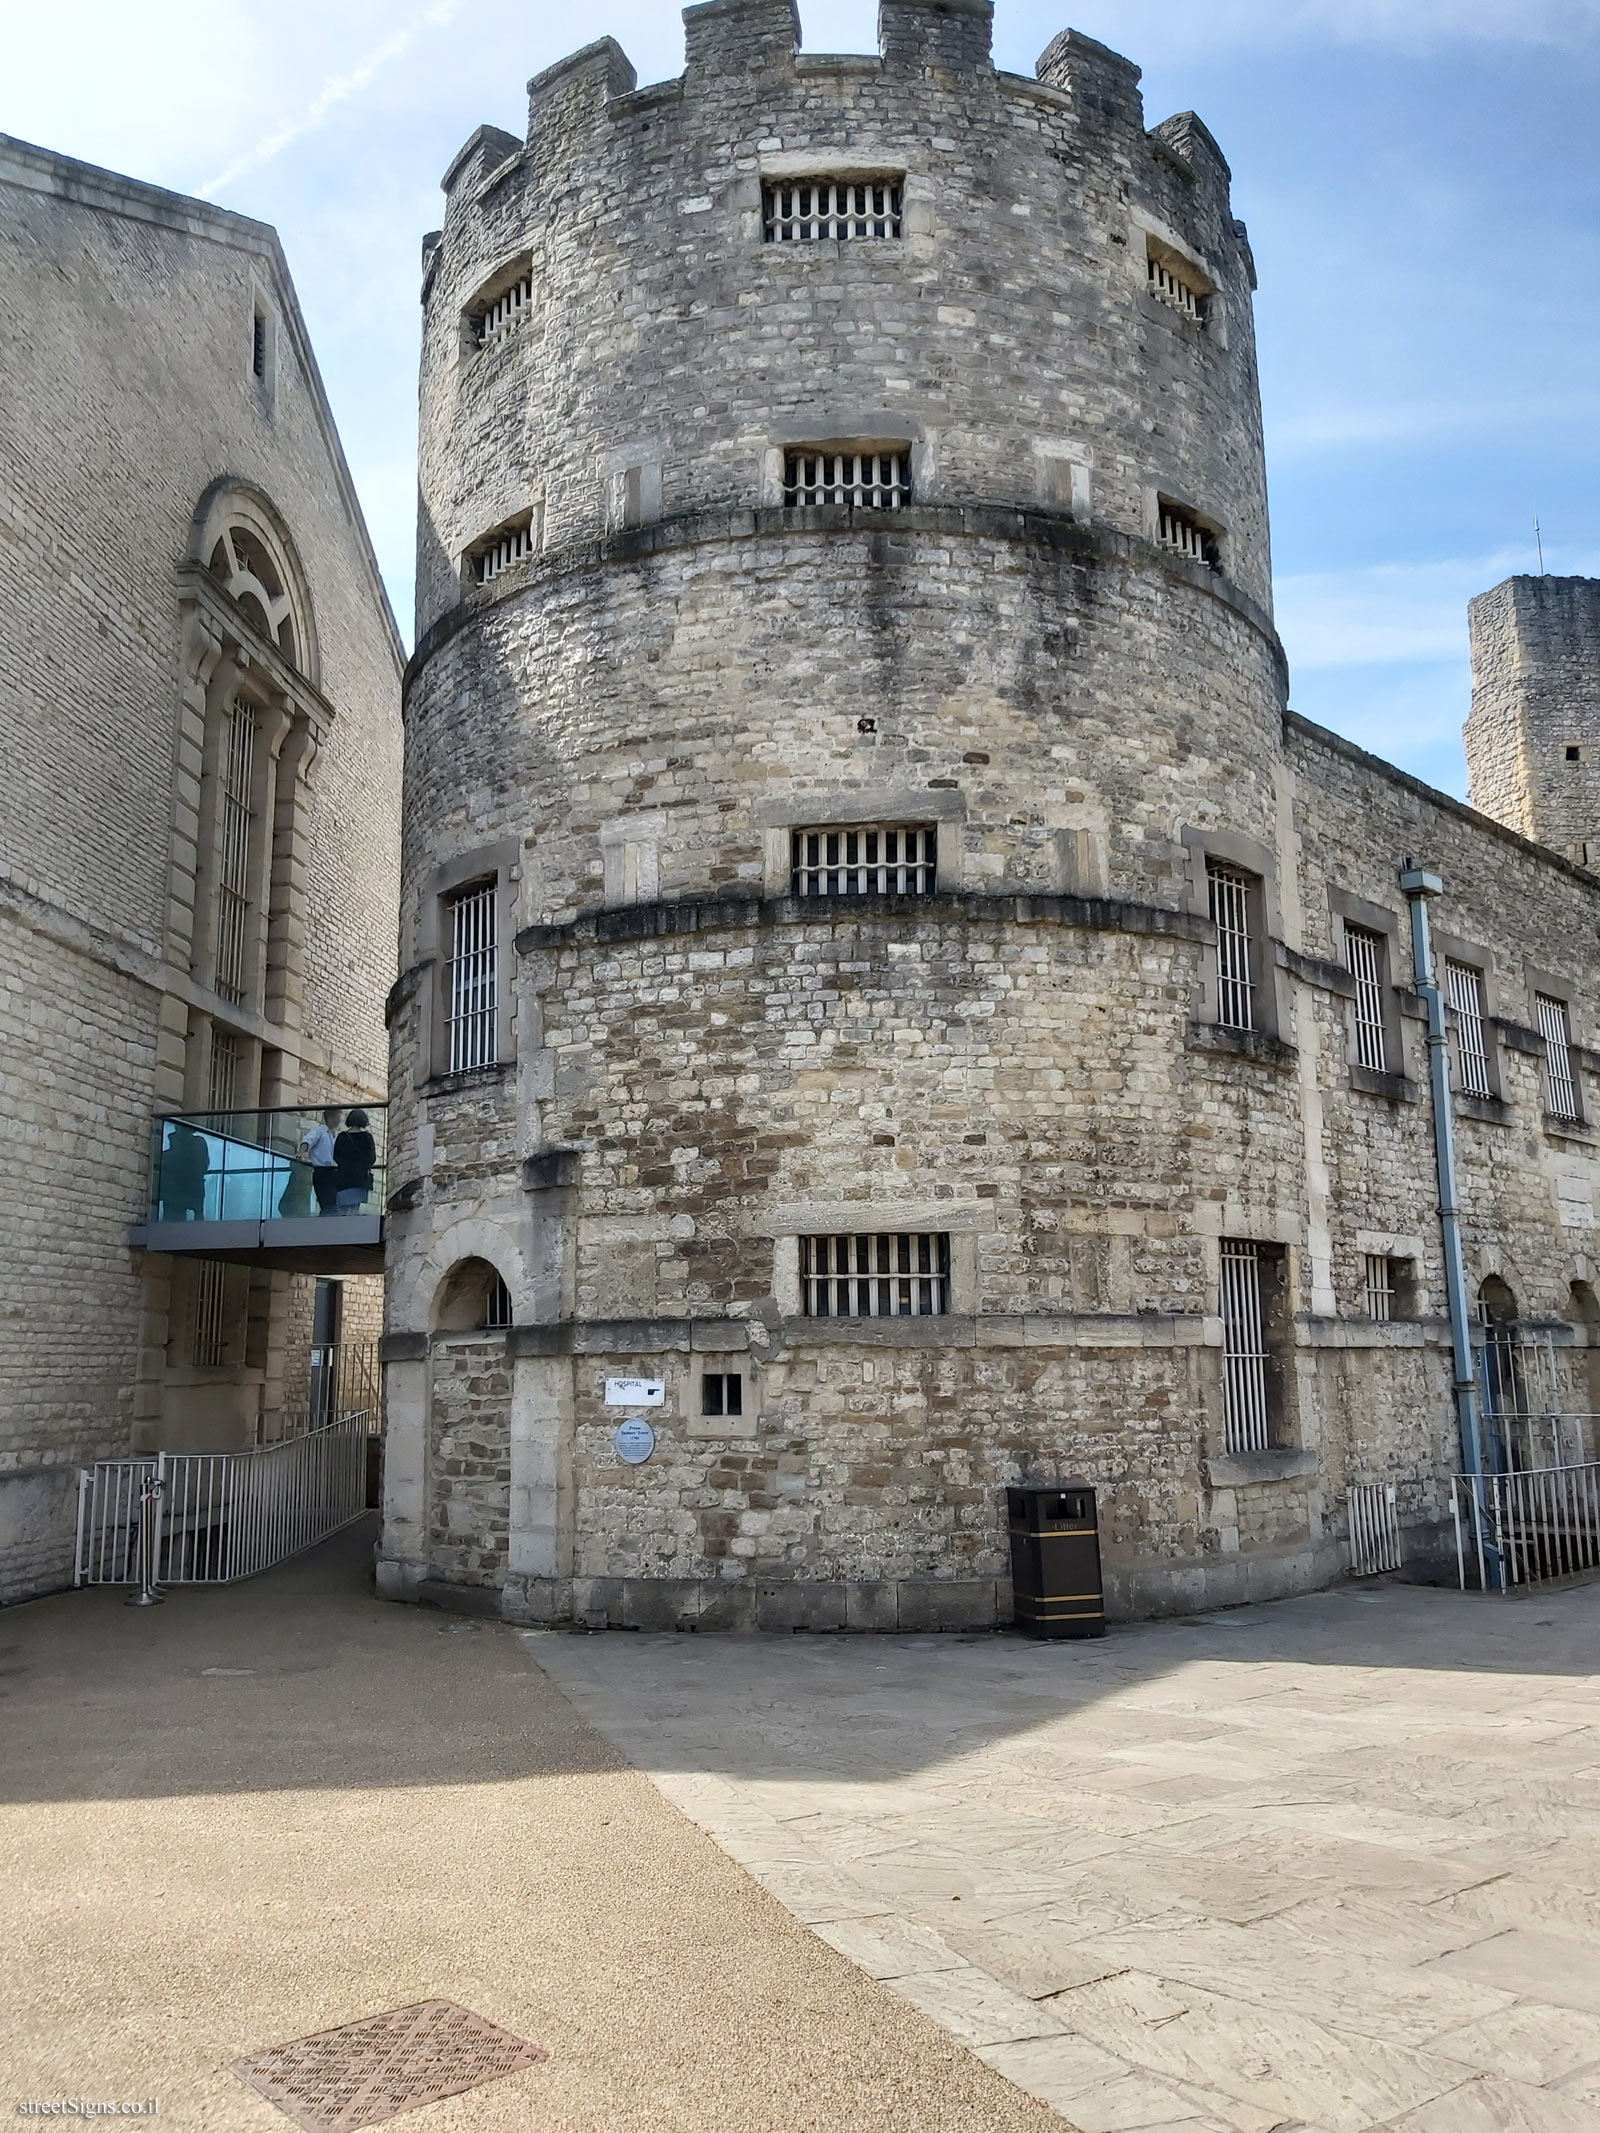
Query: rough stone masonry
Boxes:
[{"xmin": 378, "ymin": 0, "xmax": 1600, "ymax": 1628}]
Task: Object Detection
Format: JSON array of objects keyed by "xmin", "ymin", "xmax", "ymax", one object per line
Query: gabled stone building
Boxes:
[
  {"xmin": 0, "ymin": 137, "xmax": 403, "ymax": 1602},
  {"xmin": 379, "ymin": 0, "xmax": 1600, "ymax": 1627}
]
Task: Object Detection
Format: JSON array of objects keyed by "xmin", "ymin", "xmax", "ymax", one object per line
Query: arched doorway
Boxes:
[{"xmin": 426, "ymin": 1257, "xmax": 514, "ymax": 1592}]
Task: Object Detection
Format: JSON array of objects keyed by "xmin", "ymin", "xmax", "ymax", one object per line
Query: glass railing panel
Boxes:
[{"xmin": 148, "ymin": 1103, "xmax": 387, "ymax": 1226}]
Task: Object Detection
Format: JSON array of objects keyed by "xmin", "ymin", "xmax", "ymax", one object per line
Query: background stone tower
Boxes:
[
  {"xmin": 1466, "ymin": 575, "xmax": 1600, "ymax": 865},
  {"xmin": 383, "ymin": 0, "xmax": 1307, "ymax": 1625}
]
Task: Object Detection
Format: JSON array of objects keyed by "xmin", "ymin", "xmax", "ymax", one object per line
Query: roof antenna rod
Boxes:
[{"xmin": 1535, "ymin": 515, "xmax": 1546, "ymax": 575}]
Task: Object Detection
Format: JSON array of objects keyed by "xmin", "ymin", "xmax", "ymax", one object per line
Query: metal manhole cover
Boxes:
[{"xmin": 232, "ymin": 1998, "xmax": 546, "ymax": 2131}]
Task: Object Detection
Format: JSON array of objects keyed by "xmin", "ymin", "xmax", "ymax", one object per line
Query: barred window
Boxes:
[
  {"xmin": 1147, "ymin": 253, "xmax": 1206, "ymax": 321},
  {"xmin": 1444, "ymin": 960, "xmax": 1492, "ymax": 1097},
  {"xmin": 1537, "ymin": 993, "xmax": 1580, "ymax": 1121},
  {"xmin": 1158, "ymin": 501, "xmax": 1220, "ymax": 568},
  {"xmin": 471, "ymin": 273, "xmax": 532, "ymax": 348},
  {"xmin": 208, "ymin": 1027, "xmax": 241, "ymax": 1115},
  {"xmin": 1344, "ymin": 926, "xmax": 1388, "ymax": 1072},
  {"xmin": 792, "ymin": 824, "xmax": 936, "ymax": 898},
  {"xmin": 483, "ymin": 1273, "xmax": 513, "ymax": 1329},
  {"xmin": 1206, "ymin": 859, "xmax": 1255, "ymax": 1032},
  {"xmin": 192, "ymin": 1260, "xmax": 228, "ymax": 1368},
  {"xmin": 763, "ymin": 176, "xmax": 902, "ymax": 243},
  {"xmin": 1363, "ymin": 1254, "xmax": 1396, "ymax": 1321},
  {"xmin": 471, "ymin": 513, "xmax": 537, "ymax": 585},
  {"xmin": 784, "ymin": 448, "xmax": 910, "ymax": 510},
  {"xmin": 446, "ymin": 880, "xmax": 497, "ymax": 1074},
  {"xmin": 1220, "ymin": 1239, "xmax": 1270, "ymax": 1453},
  {"xmin": 801, "ymin": 1233, "xmax": 950, "ymax": 1318},
  {"xmin": 215, "ymin": 696, "xmax": 256, "ymax": 1006},
  {"xmin": 701, "ymin": 1371, "xmax": 743, "ymax": 1418}
]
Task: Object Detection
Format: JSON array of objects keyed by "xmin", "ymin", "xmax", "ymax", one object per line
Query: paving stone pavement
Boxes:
[{"xmin": 527, "ymin": 1577, "xmax": 1600, "ymax": 2133}]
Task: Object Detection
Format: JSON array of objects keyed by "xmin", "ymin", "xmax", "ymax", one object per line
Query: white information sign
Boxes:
[
  {"xmin": 605, "ymin": 1377, "xmax": 665, "ymax": 1408},
  {"xmin": 613, "ymin": 1417, "xmax": 657, "ymax": 1465}
]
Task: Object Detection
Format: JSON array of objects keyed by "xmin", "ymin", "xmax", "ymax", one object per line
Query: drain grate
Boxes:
[{"xmin": 232, "ymin": 1998, "xmax": 546, "ymax": 2131}]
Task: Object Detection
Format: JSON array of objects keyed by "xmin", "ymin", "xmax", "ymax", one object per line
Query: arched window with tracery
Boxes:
[{"xmin": 206, "ymin": 522, "xmax": 301, "ymax": 666}]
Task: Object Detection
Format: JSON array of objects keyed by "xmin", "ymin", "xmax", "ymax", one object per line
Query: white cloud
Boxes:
[{"xmin": 1275, "ymin": 545, "xmax": 1600, "ymax": 669}]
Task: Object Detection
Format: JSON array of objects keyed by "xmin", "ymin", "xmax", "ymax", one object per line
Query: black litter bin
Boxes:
[{"xmin": 1007, "ymin": 1483, "xmax": 1105, "ymax": 1638}]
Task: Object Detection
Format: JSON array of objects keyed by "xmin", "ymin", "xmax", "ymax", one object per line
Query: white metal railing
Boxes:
[
  {"xmin": 800, "ymin": 1233, "xmax": 949, "ymax": 1318},
  {"xmin": 1445, "ymin": 959, "xmax": 1492, "ymax": 1096},
  {"xmin": 1349, "ymin": 1482, "xmax": 1402, "ymax": 1576},
  {"xmin": 1158, "ymin": 504, "xmax": 1217, "ymax": 567},
  {"xmin": 792, "ymin": 824, "xmax": 936, "ymax": 898},
  {"xmin": 447, "ymin": 879, "xmax": 497, "ymax": 1072},
  {"xmin": 1220, "ymin": 1239, "xmax": 1271, "ymax": 1453},
  {"xmin": 1453, "ymin": 1461, "xmax": 1600, "ymax": 1593},
  {"xmin": 1345, "ymin": 926, "xmax": 1388, "ymax": 1071},
  {"xmin": 763, "ymin": 177, "xmax": 902, "ymax": 243},
  {"xmin": 1147, "ymin": 254, "xmax": 1204, "ymax": 320},
  {"xmin": 472, "ymin": 274, "xmax": 532, "ymax": 347},
  {"xmin": 474, "ymin": 519, "xmax": 536, "ymax": 585},
  {"xmin": 1207, "ymin": 860, "xmax": 1255, "ymax": 1031},
  {"xmin": 74, "ymin": 1415, "xmax": 367, "ymax": 1588},
  {"xmin": 784, "ymin": 449, "xmax": 909, "ymax": 510},
  {"xmin": 1537, "ymin": 994, "xmax": 1580, "ymax": 1121}
]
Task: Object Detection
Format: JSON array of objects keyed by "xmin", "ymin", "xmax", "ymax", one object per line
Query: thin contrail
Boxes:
[{"xmin": 198, "ymin": 0, "xmax": 464, "ymax": 199}]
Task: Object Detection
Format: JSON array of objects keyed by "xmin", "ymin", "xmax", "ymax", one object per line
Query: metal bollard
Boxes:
[{"xmin": 125, "ymin": 1472, "xmax": 165, "ymax": 1607}]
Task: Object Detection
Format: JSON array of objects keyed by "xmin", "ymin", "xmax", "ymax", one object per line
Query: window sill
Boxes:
[
  {"xmin": 1187, "ymin": 1023, "xmax": 1296, "ymax": 1070},
  {"xmin": 1454, "ymin": 1091, "xmax": 1513, "ymax": 1127},
  {"xmin": 1348, "ymin": 1065, "xmax": 1419, "ymax": 1104},
  {"xmin": 1209, "ymin": 1447, "xmax": 1317, "ymax": 1488},
  {"xmin": 1543, "ymin": 1115, "xmax": 1595, "ymax": 1146},
  {"xmin": 423, "ymin": 1063, "xmax": 508, "ymax": 1100}
]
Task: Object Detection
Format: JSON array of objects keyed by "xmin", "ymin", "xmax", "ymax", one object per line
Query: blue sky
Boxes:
[{"xmin": 7, "ymin": 0, "xmax": 1599, "ymax": 796}]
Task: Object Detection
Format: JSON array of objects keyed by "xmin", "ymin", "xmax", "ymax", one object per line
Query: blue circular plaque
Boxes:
[{"xmin": 614, "ymin": 1416, "xmax": 657, "ymax": 1465}]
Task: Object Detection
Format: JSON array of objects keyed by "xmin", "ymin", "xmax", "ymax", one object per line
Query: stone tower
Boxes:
[
  {"xmin": 384, "ymin": 0, "xmax": 1295, "ymax": 1626},
  {"xmin": 1466, "ymin": 575, "xmax": 1600, "ymax": 865}
]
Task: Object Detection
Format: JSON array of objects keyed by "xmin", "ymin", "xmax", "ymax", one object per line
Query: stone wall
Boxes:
[
  {"xmin": 0, "ymin": 137, "xmax": 401, "ymax": 1599},
  {"xmin": 1467, "ymin": 575, "xmax": 1600, "ymax": 866},
  {"xmin": 427, "ymin": 1335, "xmax": 512, "ymax": 1589}
]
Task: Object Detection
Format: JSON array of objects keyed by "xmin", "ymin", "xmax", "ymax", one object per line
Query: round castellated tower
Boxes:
[{"xmin": 382, "ymin": 0, "xmax": 1295, "ymax": 1629}]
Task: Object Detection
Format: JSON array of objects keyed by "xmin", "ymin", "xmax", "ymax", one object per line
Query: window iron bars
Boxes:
[
  {"xmin": 1537, "ymin": 993, "xmax": 1580, "ymax": 1121},
  {"xmin": 1207, "ymin": 860, "xmax": 1255, "ymax": 1032},
  {"xmin": 208, "ymin": 1028, "xmax": 241, "ymax": 1115},
  {"xmin": 472, "ymin": 274, "xmax": 532, "ymax": 347},
  {"xmin": 801, "ymin": 1233, "xmax": 950, "ymax": 1319},
  {"xmin": 1345, "ymin": 926, "xmax": 1388, "ymax": 1072},
  {"xmin": 1157, "ymin": 502, "xmax": 1219, "ymax": 568},
  {"xmin": 447, "ymin": 881, "xmax": 498, "ymax": 1074},
  {"xmin": 215, "ymin": 696, "xmax": 256, "ymax": 1005},
  {"xmin": 784, "ymin": 449, "xmax": 910, "ymax": 510},
  {"xmin": 1364, "ymin": 1253, "xmax": 1396, "ymax": 1322},
  {"xmin": 792, "ymin": 824, "xmax": 936, "ymax": 898},
  {"xmin": 484, "ymin": 1273, "xmax": 512, "ymax": 1329},
  {"xmin": 193, "ymin": 1260, "xmax": 228, "ymax": 1369},
  {"xmin": 474, "ymin": 518, "xmax": 536, "ymax": 584},
  {"xmin": 1220, "ymin": 1239, "xmax": 1271, "ymax": 1453},
  {"xmin": 763, "ymin": 177, "xmax": 903, "ymax": 243},
  {"xmin": 1147, "ymin": 254, "xmax": 1204, "ymax": 320},
  {"xmin": 1444, "ymin": 960, "xmax": 1492, "ymax": 1097},
  {"xmin": 702, "ymin": 1371, "xmax": 743, "ymax": 1417}
]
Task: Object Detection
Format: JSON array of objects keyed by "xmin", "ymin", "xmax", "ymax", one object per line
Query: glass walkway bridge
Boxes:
[{"xmin": 127, "ymin": 1103, "xmax": 387, "ymax": 1273}]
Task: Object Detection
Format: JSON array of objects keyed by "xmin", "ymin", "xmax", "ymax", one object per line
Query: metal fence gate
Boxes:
[
  {"xmin": 75, "ymin": 1414, "xmax": 367, "ymax": 1588},
  {"xmin": 1453, "ymin": 1462, "xmax": 1600, "ymax": 1594}
]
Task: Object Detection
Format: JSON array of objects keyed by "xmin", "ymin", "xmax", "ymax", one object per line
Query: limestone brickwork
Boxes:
[
  {"xmin": 1467, "ymin": 575, "xmax": 1600, "ymax": 865},
  {"xmin": 380, "ymin": 1, "xmax": 1600, "ymax": 1628},
  {"xmin": 0, "ymin": 136, "xmax": 402, "ymax": 1602}
]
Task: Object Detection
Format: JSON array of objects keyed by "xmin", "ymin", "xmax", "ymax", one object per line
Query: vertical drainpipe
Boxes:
[{"xmin": 1399, "ymin": 864, "xmax": 1498, "ymax": 1585}]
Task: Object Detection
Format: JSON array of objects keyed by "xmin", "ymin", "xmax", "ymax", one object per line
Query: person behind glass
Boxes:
[
  {"xmin": 298, "ymin": 1107, "xmax": 342, "ymax": 1216},
  {"xmin": 161, "ymin": 1119, "xmax": 209, "ymax": 1221},
  {"xmin": 334, "ymin": 1108, "xmax": 376, "ymax": 1213}
]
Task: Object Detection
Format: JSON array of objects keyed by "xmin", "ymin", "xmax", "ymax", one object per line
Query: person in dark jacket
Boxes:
[
  {"xmin": 160, "ymin": 1120, "xmax": 210, "ymax": 1221},
  {"xmin": 333, "ymin": 1108, "xmax": 376, "ymax": 1212}
]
